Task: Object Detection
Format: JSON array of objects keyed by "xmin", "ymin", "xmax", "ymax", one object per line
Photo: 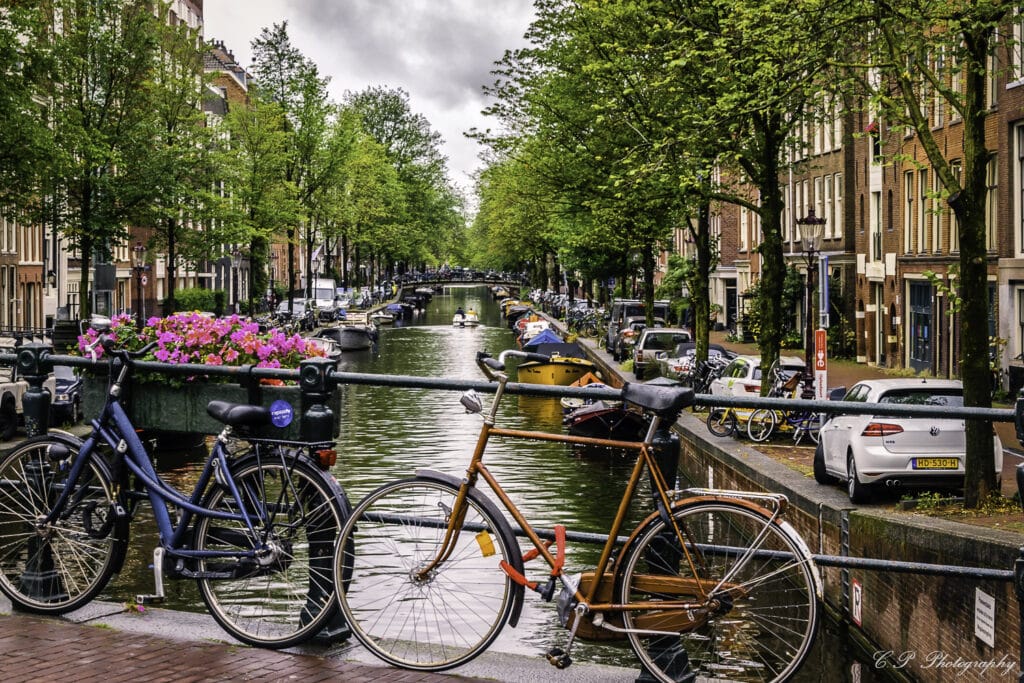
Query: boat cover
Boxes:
[
  {"xmin": 522, "ymin": 328, "xmax": 563, "ymax": 347},
  {"xmin": 526, "ymin": 341, "xmax": 587, "ymax": 359}
]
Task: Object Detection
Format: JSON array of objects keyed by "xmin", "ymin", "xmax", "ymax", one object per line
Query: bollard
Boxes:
[
  {"xmin": 297, "ymin": 356, "xmax": 350, "ymax": 644},
  {"xmin": 298, "ymin": 357, "xmax": 337, "ymax": 444},
  {"xmin": 17, "ymin": 343, "xmax": 52, "ymax": 437}
]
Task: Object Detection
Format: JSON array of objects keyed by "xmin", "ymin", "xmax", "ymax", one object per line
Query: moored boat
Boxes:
[
  {"xmin": 515, "ymin": 340, "xmax": 602, "ymax": 386},
  {"xmin": 563, "ymin": 401, "xmax": 649, "ymax": 441},
  {"xmin": 315, "ymin": 313, "xmax": 377, "ymax": 351}
]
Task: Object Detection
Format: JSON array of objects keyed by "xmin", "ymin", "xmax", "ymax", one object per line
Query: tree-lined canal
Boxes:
[{"xmin": 106, "ymin": 284, "xmax": 890, "ymax": 681}]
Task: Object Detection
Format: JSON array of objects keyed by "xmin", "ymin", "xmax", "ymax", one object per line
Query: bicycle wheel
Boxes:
[
  {"xmin": 335, "ymin": 476, "xmax": 518, "ymax": 671},
  {"xmin": 194, "ymin": 453, "xmax": 349, "ymax": 649},
  {"xmin": 618, "ymin": 499, "xmax": 819, "ymax": 683},
  {"xmin": 746, "ymin": 408, "xmax": 777, "ymax": 442},
  {"xmin": 794, "ymin": 412, "xmax": 821, "ymax": 445},
  {"xmin": 0, "ymin": 435, "xmax": 127, "ymax": 613},
  {"xmin": 705, "ymin": 408, "xmax": 737, "ymax": 437}
]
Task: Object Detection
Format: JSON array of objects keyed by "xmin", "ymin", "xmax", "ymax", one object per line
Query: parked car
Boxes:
[
  {"xmin": 815, "ymin": 378, "xmax": 1003, "ymax": 503},
  {"xmin": 657, "ymin": 342, "xmax": 734, "ymax": 382},
  {"xmin": 632, "ymin": 327, "xmax": 691, "ymax": 380},
  {"xmin": 612, "ymin": 316, "xmax": 664, "ymax": 362},
  {"xmin": 51, "ymin": 365, "xmax": 83, "ymax": 424},
  {"xmin": 709, "ymin": 355, "xmax": 805, "ymax": 397},
  {"xmin": 275, "ymin": 299, "xmax": 316, "ymax": 331},
  {"xmin": 604, "ymin": 298, "xmax": 670, "ymax": 354}
]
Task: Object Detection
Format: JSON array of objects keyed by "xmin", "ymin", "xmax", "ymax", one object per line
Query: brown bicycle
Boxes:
[{"xmin": 334, "ymin": 349, "xmax": 821, "ymax": 683}]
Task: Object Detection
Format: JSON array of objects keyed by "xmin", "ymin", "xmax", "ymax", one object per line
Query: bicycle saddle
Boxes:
[
  {"xmin": 621, "ymin": 382, "xmax": 695, "ymax": 417},
  {"xmin": 206, "ymin": 400, "xmax": 272, "ymax": 428}
]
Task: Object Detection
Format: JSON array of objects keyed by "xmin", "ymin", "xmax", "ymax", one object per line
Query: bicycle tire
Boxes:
[
  {"xmin": 335, "ymin": 476, "xmax": 518, "ymax": 671},
  {"xmin": 0, "ymin": 434, "xmax": 128, "ymax": 613},
  {"xmin": 194, "ymin": 452, "xmax": 350, "ymax": 649},
  {"xmin": 618, "ymin": 499, "xmax": 819, "ymax": 683},
  {"xmin": 794, "ymin": 413, "xmax": 821, "ymax": 445},
  {"xmin": 705, "ymin": 408, "xmax": 737, "ymax": 437},
  {"xmin": 746, "ymin": 408, "xmax": 777, "ymax": 442}
]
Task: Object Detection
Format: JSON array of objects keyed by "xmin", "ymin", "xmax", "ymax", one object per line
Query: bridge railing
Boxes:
[{"xmin": 4, "ymin": 342, "xmax": 1024, "ymax": 677}]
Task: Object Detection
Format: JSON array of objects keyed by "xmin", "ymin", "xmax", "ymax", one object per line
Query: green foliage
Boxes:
[{"xmin": 171, "ymin": 288, "xmax": 220, "ymax": 315}]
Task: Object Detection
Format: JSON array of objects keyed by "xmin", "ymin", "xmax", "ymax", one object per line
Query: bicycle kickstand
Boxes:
[
  {"xmin": 135, "ymin": 547, "xmax": 166, "ymax": 606},
  {"xmin": 546, "ymin": 602, "xmax": 586, "ymax": 669}
]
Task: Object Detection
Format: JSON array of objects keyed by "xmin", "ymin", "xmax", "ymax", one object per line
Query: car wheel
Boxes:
[
  {"xmin": 847, "ymin": 452, "xmax": 872, "ymax": 504},
  {"xmin": 813, "ymin": 441, "xmax": 839, "ymax": 485}
]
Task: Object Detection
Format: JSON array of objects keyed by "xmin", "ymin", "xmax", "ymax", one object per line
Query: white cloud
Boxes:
[{"xmin": 202, "ymin": 0, "xmax": 535, "ymax": 189}]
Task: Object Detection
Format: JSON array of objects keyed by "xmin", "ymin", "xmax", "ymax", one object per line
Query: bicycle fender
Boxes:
[{"xmin": 414, "ymin": 469, "xmax": 526, "ymax": 628}]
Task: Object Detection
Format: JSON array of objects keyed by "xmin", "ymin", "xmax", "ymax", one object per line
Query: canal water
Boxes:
[{"xmin": 104, "ymin": 284, "xmax": 892, "ymax": 682}]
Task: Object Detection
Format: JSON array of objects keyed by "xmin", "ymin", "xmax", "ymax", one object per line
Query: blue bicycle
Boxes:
[{"xmin": 0, "ymin": 320, "xmax": 351, "ymax": 648}]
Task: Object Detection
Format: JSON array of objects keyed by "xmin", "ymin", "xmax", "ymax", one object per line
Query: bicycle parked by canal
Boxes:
[
  {"xmin": 334, "ymin": 348, "xmax": 822, "ymax": 682},
  {"xmin": 0, "ymin": 319, "xmax": 352, "ymax": 648}
]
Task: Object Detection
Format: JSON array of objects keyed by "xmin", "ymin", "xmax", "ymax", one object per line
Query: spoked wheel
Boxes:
[
  {"xmin": 705, "ymin": 408, "xmax": 737, "ymax": 437},
  {"xmin": 618, "ymin": 500, "xmax": 820, "ymax": 683},
  {"xmin": 335, "ymin": 477, "xmax": 518, "ymax": 671},
  {"xmin": 194, "ymin": 455, "xmax": 349, "ymax": 649},
  {"xmin": 0, "ymin": 436, "xmax": 127, "ymax": 613},
  {"xmin": 746, "ymin": 408, "xmax": 777, "ymax": 442}
]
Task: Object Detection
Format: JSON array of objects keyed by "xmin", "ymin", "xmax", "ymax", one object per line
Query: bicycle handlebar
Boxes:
[{"xmin": 476, "ymin": 348, "xmax": 550, "ymax": 374}]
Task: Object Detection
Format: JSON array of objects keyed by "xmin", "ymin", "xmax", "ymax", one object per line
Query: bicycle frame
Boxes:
[
  {"xmin": 42, "ymin": 370, "xmax": 267, "ymax": 564},
  {"xmin": 421, "ymin": 371, "xmax": 739, "ymax": 620}
]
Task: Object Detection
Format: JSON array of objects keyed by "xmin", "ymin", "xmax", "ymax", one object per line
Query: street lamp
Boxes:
[
  {"xmin": 131, "ymin": 241, "xmax": 146, "ymax": 328},
  {"xmin": 269, "ymin": 251, "xmax": 278, "ymax": 307},
  {"xmin": 797, "ymin": 210, "xmax": 826, "ymax": 400},
  {"xmin": 231, "ymin": 248, "xmax": 241, "ymax": 314}
]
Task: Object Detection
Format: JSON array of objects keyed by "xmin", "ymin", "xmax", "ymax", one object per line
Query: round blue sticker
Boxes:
[{"xmin": 269, "ymin": 400, "xmax": 294, "ymax": 428}]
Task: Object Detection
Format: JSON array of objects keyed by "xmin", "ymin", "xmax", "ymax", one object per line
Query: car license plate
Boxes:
[{"xmin": 912, "ymin": 458, "xmax": 959, "ymax": 470}]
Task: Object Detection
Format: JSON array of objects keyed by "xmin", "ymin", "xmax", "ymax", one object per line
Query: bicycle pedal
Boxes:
[
  {"xmin": 135, "ymin": 594, "xmax": 164, "ymax": 605},
  {"xmin": 545, "ymin": 647, "xmax": 572, "ymax": 669}
]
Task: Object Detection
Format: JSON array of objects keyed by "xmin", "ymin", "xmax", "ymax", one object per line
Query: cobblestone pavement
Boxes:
[{"xmin": 0, "ymin": 610, "xmax": 492, "ymax": 683}]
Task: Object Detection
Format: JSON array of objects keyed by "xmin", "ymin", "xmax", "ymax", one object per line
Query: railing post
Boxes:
[
  {"xmin": 17, "ymin": 343, "xmax": 52, "ymax": 437},
  {"xmin": 298, "ymin": 357, "xmax": 337, "ymax": 443}
]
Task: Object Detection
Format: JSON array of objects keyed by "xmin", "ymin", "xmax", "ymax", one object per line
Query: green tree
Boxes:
[
  {"xmin": 45, "ymin": 0, "xmax": 163, "ymax": 319},
  {"xmin": 850, "ymin": 0, "xmax": 1016, "ymax": 506}
]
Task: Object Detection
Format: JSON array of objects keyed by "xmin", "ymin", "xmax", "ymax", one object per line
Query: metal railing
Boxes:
[{"xmin": 4, "ymin": 343, "xmax": 1024, "ymax": 678}]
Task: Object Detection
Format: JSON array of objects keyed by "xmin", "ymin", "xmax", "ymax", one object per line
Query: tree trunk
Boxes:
[{"xmin": 754, "ymin": 116, "xmax": 785, "ymax": 396}]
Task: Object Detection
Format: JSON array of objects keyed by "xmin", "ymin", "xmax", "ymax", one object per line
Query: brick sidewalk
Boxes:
[{"xmin": 0, "ymin": 611, "xmax": 489, "ymax": 683}]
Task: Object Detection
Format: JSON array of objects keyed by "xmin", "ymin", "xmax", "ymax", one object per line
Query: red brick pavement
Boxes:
[{"xmin": 0, "ymin": 612, "xmax": 489, "ymax": 683}]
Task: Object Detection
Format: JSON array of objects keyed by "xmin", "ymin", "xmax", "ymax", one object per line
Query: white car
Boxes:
[
  {"xmin": 709, "ymin": 355, "xmax": 805, "ymax": 397},
  {"xmin": 657, "ymin": 342, "xmax": 733, "ymax": 382},
  {"xmin": 631, "ymin": 327, "xmax": 691, "ymax": 380},
  {"xmin": 814, "ymin": 378, "xmax": 1003, "ymax": 503}
]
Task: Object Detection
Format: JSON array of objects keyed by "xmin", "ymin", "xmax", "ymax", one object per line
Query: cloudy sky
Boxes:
[{"xmin": 202, "ymin": 1, "xmax": 537, "ymax": 191}]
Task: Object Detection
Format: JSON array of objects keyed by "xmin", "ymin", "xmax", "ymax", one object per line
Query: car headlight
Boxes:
[{"xmin": 56, "ymin": 393, "xmax": 71, "ymax": 402}]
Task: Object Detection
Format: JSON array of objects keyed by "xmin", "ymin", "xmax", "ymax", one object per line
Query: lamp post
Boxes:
[
  {"xmin": 231, "ymin": 248, "xmax": 241, "ymax": 314},
  {"xmin": 797, "ymin": 210, "xmax": 826, "ymax": 400},
  {"xmin": 131, "ymin": 241, "xmax": 146, "ymax": 328},
  {"xmin": 269, "ymin": 251, "xmax": 278, "ymax": 307}
]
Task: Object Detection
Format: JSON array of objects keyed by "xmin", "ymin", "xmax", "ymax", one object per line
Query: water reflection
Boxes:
[{"xmin": 104, "ymin": 285, "xmax": 892, "ymax": 681}]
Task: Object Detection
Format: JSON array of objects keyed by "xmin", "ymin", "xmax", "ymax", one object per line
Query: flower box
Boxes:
[{"xmin": 82, "ymin": 375, "xmax": 341, "ymax": 442}]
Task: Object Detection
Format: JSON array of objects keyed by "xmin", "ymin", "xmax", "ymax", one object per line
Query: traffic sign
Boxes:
[{"xmin": 141, "ymin": 274, "xmax": 148, "ymax": 287}]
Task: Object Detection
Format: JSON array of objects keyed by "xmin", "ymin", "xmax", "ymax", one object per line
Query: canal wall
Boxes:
[{"xmin": 569, "ymin": 330, "xmax": 1020, "ymax": 682}]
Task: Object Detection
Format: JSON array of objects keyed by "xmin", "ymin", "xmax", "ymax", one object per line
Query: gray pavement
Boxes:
[{"xmin": 0, "ymin": 595, "xmax": 638, "ymax": 682}]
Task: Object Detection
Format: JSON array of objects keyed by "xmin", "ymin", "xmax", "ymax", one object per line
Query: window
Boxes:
[
  {"xmin": 814, "ymin": 176, "xmax": 824, "ymax": 225},
  {"xmin": 740, "ymin": 207, "xmax": 749, "ymax": 252},
  {"xmin": 824, "ymin": 175, "xmax": 833, "ymax": 237},
  {"xmin": 834, "ymin": 174, "xmax": 843, "ymax": 237},
  {"xmin": 871, "ymin": 191, "xmax": 882, "ymax": 261},
  {"xmin": 1017, "ymin": 124, "xmax": 1024, "ymax": 254},
  {"xmin": 986, "ymin": 155, "xmax": 998, "ymax": 250},
  {"xmin": 1013, "ymin": 9, "xmax": 1024, "ymax": 84},
  {"xmin": 918, "ymin": 169, "xmax": 928, "ymax": 253},
  {"xmin": 950, "ymin": 160, "xmax": 962, "ymax": 252},
  {"xmin": 904, "ymin": 171, "xmax": 914, "ymax": 253},
  {"xmin": 932, "ymin": 169, "xmax": 941, "ymax": 252}
]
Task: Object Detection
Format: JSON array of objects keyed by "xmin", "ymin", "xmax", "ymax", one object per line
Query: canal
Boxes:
[{"xmin": 104, "ymin": 284, "xmax": 893, "ymax": 681}]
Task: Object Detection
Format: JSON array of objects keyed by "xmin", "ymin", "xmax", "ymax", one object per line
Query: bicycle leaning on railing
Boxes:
[
  {"xmin": 333, "ymin": 348, "xmax": 822, "ymax": 683},
  {"xmin": 0, "ymin": 319, "xmax": 352, "ymax": 649}
]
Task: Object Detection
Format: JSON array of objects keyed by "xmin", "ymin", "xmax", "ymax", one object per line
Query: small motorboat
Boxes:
[
  {"xmin": 316, "ymin": 313, "xmax": 378, "ymax": 351},
  {"xmin": 370, "ymin": 310, "xmax": 395, "ymax": 325},
  {"xmin": 515, "ymin": 341, "xmax": 602, "ymax": 386},
  {"xmin": 559, "ymin": 371, "xmax": 615, "ymax": 411},
  {"xmin": 452, "ymin": 309, "xmax": 480, "ymax": 327},
  {"xmin": 564, "ymin": 401, "xmax": 649, "ymax": 441}
]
